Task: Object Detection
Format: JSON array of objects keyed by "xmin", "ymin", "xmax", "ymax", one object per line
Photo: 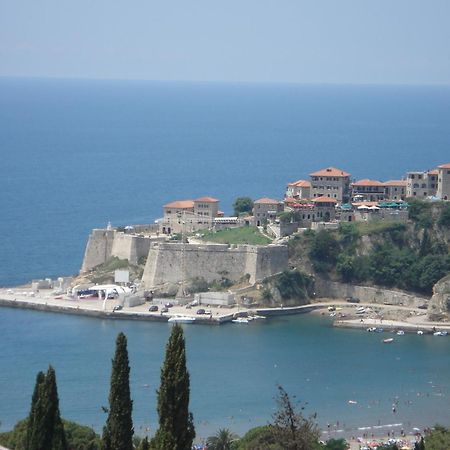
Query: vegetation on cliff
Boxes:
[{"xmin": 288, "ymin": 203, "xmax": 450, "ymax": 296}]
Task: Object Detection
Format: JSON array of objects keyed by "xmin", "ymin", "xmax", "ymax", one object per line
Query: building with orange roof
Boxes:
[
  {"xmin": 253, "ymin": 197, "xmax": 283, "ymax": 226},
  {"xmin": 161, "ymin": 196, "xmax": 220, "ymax": 234},
  {"xmin": 285, "ymin": 179, "xmax": 311, "ymax": 200},
  {"xmin": 437, "ymin": 163, "xmax": 450, "ymax": 200},
  {"xmin": 309, "ymin": 166, "xmax": 351, "ymax": 202},
  {"xmin": 406, "ymin": 169, "xmax": 438, "ymax": 198},
  {"xmin": 311, "ymin": 196, "xmax": 338, "ymax": 221},
  {"xmin": 351, "ymin": 179, "xmax": 385, "ymax": 202},
  {"xmin": 382, "ymin": 180, "xmax": 407, "ymax": 201}
]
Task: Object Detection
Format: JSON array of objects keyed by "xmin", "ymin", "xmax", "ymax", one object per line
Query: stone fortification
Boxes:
[
  {"xmin": 314, "ymin": 278, "xmax": 429, "ymax": 307},
  {"xmin": 141, "ymin": 242, "xmax": 288, "ymax": 290},
  {"xmin": 81, "ymin": 229, "xmax": 155, "ymax": 272},
  {"xmin": 428, "ymin": 274, "xmax": 450, "ymax": 320}
]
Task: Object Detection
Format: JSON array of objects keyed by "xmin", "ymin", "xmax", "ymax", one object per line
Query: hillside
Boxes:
[{"xmin": 287, "ymin": 200, "xmax": 450, "ymax": 297}]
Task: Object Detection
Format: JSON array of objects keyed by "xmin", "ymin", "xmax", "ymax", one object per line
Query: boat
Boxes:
[
  {"xmin": 433, "ymin": 331, "xmax": 448, "ymax": 336},
  {"xmin": 396, "ymin": 330, "xmax": 405, "ymax": 336},
  {"xmin": 417, "ymin": 330, "xmax": 424, "ymax": 335},
  {"xmin": 232, "ymin": 317, "xmax": 249, "ymax": 324},
  {"xmin": 367, "ymin": 327, "xmax": 377, "ymax": 332},
  {"xmin": 167, "ymin": 316, "xmax": 196, "ymax": 323},
  {"xmin": 383, "ymin": 338, "xmax": 394, "ymax": 344}
]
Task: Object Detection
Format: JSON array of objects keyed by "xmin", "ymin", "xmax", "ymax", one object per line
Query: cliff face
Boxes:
[{"xmin": 428, "ymin": 274, "xmax": 450, "ymax": 320}]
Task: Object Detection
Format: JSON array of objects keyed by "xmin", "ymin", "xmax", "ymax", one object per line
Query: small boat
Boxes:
[
  {"xmin": 396, "ymin": 330, "xmax": 405, "ymax": 336},
  {"xmin": 168, "ymin": 316, "xmax": 196, "ymax": 323},
  {"xmin": 417, "ymin": 330, "xmax": 424, "ymax": 335},
  {"xmin": 375, "ymin": 328, "xmax": 384, "ymax": 333},
  {"xmin": 433, "ymin": 331, "xmax": 448, "ymax": 336},
  {"xmin": 383, "ymin": 338, "xmax": 394, "ymax": 344},
  {"xmin": 232, "ymin": 317, "xmax": 249, "ymax": 324},
  {"xmin": 367, "ymin": 327, "xmax": 377, "ymax": 332}
]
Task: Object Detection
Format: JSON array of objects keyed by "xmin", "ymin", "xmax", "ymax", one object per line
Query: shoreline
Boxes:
[{"xmin": 1, "ymin": 287, "xmax": 450, "ymax": 333}]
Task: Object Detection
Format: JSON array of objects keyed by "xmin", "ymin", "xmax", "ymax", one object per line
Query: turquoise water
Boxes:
[
  {"xmin": 0, "ymin": 307, "xmax": 449, "ymax": 439},
  {"xmin": 1, "ymin": 79, "xmax": 450, "ymax": 286},
  {"xmin": 1, "ymin": 79, "xmax": 450, "ymax": 439}
]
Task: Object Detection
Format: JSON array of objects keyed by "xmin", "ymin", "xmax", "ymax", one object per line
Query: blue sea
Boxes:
[{"xmin": 1, "ymin": 78, "xmax": 450, "ymax": 439}]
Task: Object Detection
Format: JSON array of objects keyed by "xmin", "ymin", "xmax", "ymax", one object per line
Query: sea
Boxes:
[{"xmin": 1, "ymin": 78, "xmax": 450, "ymax": 439}]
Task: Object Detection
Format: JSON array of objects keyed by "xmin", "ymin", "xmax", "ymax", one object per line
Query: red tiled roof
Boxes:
[
  {"xmin": 383, "ymin": 180, "xmax": 407, "ymax": 186},
  {"xmin": 254, "ymin": 197, "xmax": 281, "ymax": 204},
  {"xmin": 310, "ymin": 167, "xmax": 350, "ymax": 177},
  {"xmin": 288, "ymin": 179, "xmax": 311, "ymax": 188},
  {"xmin": 428, "ymin": 169, "xmax": 439, "ymax": 175},
  {"xmin": 194, "ymin": 196, "xmax": 219, "ymax": 203},
  {"xmin": 312, "ymin": 195, "xmax": 338, "ymax": 204},
  {"xmin": 163, "ymin": 200, "xmax": 194, "ymax": 209},
  {"xmin": 438, "ymin": 163, "xmax": 450, "ymax": 169},
  {"xmin": 352, "ymin": 179, "xmax": 383, "ymax": 187}
]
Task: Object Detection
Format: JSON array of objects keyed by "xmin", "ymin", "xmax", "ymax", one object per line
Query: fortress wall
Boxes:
[
  {"xmin": 141, "ymin": 242, "xmax": 288, "ymax": 289},
  {"xmin": 110, "ymin": 233, "xmax": 152, "ymax": 265},
  {"xmin": 80, "ymin": 229, "xmax": 116, "ymax": 272},
  {"xmin": 314, "ymin": 278, "xmax": 428, "ymax": 306}
]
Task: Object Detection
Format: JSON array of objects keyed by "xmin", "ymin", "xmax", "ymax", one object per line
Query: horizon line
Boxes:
[{"xmin": 1, "ymin": 74, "xmax": 450, "ymax": 88}]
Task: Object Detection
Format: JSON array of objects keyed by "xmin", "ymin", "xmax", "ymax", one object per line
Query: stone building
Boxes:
[
  {"xmin": 309, "ymin": 167, "xmax": 351, "ymax": 202},
  {"xmin": 406, "ymin": 170, "xmax": 438, "ymax": 198},
  {"xmin": 253, "ymin": 197, "xmax": 284, "ymax": 226},
  {"xmin": 161, "ymin": 196, "xmax": 220, "ymax": 234},
  {"xmin": 285, "ymin": 179, "xmax": 311, "ymax": 199},
  {"xmin": 351, "ymin": 179, "xmax": 385, "ymax": 202},
  {"xmin": 437, "ymin": 163, "xmax": 450, "ymax": 200},
  {"xmin": 311, "ymin": 195, "xmax": 338, "ymax": 222},
  {"xmin": 383, "ymin": 180, "xmax": 407, "ymax": 201}
]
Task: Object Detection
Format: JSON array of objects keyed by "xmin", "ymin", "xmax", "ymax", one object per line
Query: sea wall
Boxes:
[
  {"xmin": 141, "ymin": 242, "xmax": 288, "ymax": 289},
  {"xmin": 314, "ymin": 278, "xmax": 429, "ymax": 307}
]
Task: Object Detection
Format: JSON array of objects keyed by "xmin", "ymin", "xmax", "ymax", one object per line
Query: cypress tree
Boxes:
[
  {"xmin": 102, "ymin": 332, "xmax": 133, "ymax": 450},
  {"xmin": 26, "ymin": 366, "xmax": 67, "ymax": 450},
  {"xmin": 26, "ymin": 371, "xmax": 46, "ymax": 449},
  {"xmin": 153, "ymin": 324, "xmax": 195, "ymax": 450}
]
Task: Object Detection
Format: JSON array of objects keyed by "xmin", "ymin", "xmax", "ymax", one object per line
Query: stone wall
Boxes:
[
  {"xmin": 141, "ymin": 242, "xmax": 288, "ymax": 290},
  {"xmin": 314, "ymin": 278, "xmax": 429, "ymax": 307},
  {"xmin": 81, "ymin": 229, "xmax": 155, "ymax": 272}
]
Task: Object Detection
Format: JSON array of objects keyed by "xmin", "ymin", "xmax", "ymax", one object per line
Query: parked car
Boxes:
[
  {"xmin": 161, "ymin": 307, "xmax": 169, "ymax": 313},
  {"xmin": 113, "ymin": 305, "xmax": 123, "ymax": 312},
  {"xmin": 165, "ymin": 302, "xmax": 174, "ymax": 308},
  {"xmin": 418, "ymin": 304, "xmax": 428, "ymax": 310},
  {"xmin": 196, "ymin": 308, "xmax": 206, "ymax": 315},
  {"xmin": 346, "ymin": 297, "xmax": 360, "ymax": 303},
  {"xmin": 149, "ymin": 305, "xmax": 158, "ymax": 312}
]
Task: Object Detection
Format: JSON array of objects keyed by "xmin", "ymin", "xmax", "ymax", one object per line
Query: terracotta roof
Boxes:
[
  {"xmin": 312, "ymin": 195, "xmax": 338, "ymax": 204},
  {"xmin": 310, "ymin": 167, "xmax": 350, "ymax": 177},
  {"xmin": 194, "ymin": 196, "xmax": 219, "ymax": 203},
  {"xmin": 163, "ymin": 200, "xmax": 194, "ymax": 209},
  {"xmin": 254, "ymin": 197, "xmax": 280, "ymax": 204},
  {"xmin": 428, "ymin": 169, "xmax": 439, "ymax": 175},
  {"xmin": 383, "ymin": 180, "xmax": 407, "ymax": 186},
  {"xmin": 438, "ymin": 163, "xmax": 450, "ymax": 169},
  {"xmin": 288, "ymin": 179, "xmax": 311, "ymax": 188},
  {"xmin": 352, "ymin": 179, "xmax": 383, "ymax": 187}
]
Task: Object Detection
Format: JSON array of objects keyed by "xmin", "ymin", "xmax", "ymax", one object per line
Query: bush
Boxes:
[
  {"xmin": 309, "ymin": 230, "xmax": 340, "ymax": 272},
  {"xmin": 438, "ymin": 204, "xmax": 450, "ymax": 227},
  {"xmin": 274, "ymin": 270, "xmax": 313, "ymax": 300}
]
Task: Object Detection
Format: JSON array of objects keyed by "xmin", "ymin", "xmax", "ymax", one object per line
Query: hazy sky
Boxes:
[{"xmin": 1, "ymin": 0, "xmax": 449, "ymax": 84}]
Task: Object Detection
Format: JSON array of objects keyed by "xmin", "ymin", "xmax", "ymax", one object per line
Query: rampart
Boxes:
[
  {"xmin": 81, "ymin": 229, "xmax": 155, "ymax": 272},
  {"xmin": 141, "ymin": 242, "xmax": 288, "ymax": 289}
]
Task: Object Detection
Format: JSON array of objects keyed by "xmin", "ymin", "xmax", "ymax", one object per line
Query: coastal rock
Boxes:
[{"xmin": 428, "ymin": 274, "xmax": 450, "ymax": 321}]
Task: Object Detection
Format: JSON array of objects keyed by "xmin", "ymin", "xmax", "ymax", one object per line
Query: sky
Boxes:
[{"xmin": 1, "ymin": 0, "xmax": 450, "ymax": 84}]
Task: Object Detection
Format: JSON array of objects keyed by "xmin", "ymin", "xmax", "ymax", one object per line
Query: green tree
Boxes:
[
  {"xmin": 424, "ymin": 425, "xmax": 450, "ymax": 450},
  {"xmin": 102, "ymin": 332, "xmax": 133, "ymax": 450},
  {"xmin": 323, "ymin": 438, "xmax": 347, "ymax": 450},
  {"xmin": 206, "ymin": 428, "xmax": 239, "ymax": 450},
  {"xmin": 26, "ymin": 366, "xmax": 67, "ymax": 450},
  {"xmin": 0, "ymin": 418, "xmax": 100, "ymax": 450},
  {"xmin": 153, "ymin": 324, "xmax": 195, "ymax": 450},
  {"xmin": 233, "ymin": 197, "xmax": 254, "ymax": 216},
  {"xmin": 138, "ymin": 436, "xmax": 150, "ymax": 450},
  {"xmin": 309, "ymin": 230, "xmax": 340, "ymax": 272},
  {"xmin": 438, "ymin": 204, "xmax": 450, "ymax": 227},
  {"xmin": 236, "ymin": 425, "xmax": 282, "ymax": 450},
  {"xmin": 270, "ymin": 385, "xmax": 320, "ymax": 450}
]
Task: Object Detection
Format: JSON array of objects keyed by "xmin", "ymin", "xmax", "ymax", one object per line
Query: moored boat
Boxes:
[
  {"xmin": 383, "ymin": 338, "xmax": 394, "ymax": 343},
  {"xmin": 168, "ymin": 316, "xmax": 196, "ymax": 323}
]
